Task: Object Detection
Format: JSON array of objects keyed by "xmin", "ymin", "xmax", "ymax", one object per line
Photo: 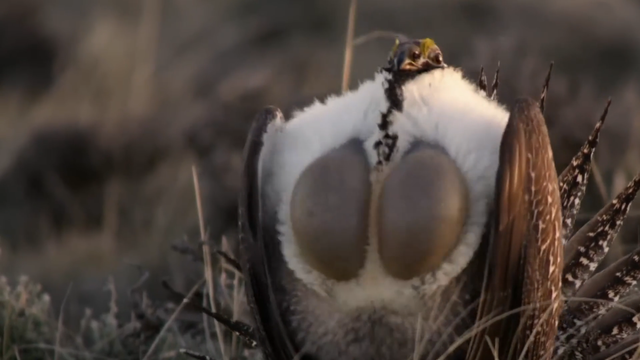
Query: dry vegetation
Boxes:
[{"xmin": 2, "ymin": 0, "xmax": 640, "ymax": 359}]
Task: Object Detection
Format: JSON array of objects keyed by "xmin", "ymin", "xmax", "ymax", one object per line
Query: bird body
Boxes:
[
  {"xmin": 227, "ymin": 38, "xmax": 640, "ymax": 360},
  {"xmin": 245, "ymin": 44, "xmax": 512, "ymax": 357},
  {"xmin": 265, "ymin": 68, "xmax": 508, "ymax": 307}
]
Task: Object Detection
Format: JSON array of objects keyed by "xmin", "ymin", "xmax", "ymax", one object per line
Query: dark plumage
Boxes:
[
  {"xmin": 467, "ymin": 98, "xmax": 563, "ymax": 360},
  {"xmin": 558, "ymin": 99, "xmax": 610, "ymax": 244},
  {"xmin": 183, "ymin": 41, "xmax": 640, "ymax": 360},
  {"xmin": 238, "ymin": 106, "xmax": 301, "ymax": 360},
  {"xmin": 375, "ymin": 38, "xmax": 447, "ymax": 166}
]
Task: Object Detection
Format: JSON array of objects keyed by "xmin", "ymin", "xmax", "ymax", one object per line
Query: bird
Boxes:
[{"xmin": 181, "ymin": 37, "xmax": 640, "ymax": 360}]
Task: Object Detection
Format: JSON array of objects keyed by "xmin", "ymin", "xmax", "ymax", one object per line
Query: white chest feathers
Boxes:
[{"xmin": 259, "ymin": 67, "xmax": 510, "ymax": 311}]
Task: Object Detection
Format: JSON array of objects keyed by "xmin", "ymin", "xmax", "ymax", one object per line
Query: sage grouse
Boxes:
[{"xmin": 184, "ymin": 37, "xmax": 640, "ymax": 360}]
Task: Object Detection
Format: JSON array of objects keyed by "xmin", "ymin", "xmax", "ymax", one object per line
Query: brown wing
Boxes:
[
  {"xmin": 466, "ymin": 98, "xmax": 563, "ymax": 360},
  {"xmin": 238, "ymin": 106, "xmax": 300, "ymax": 360}
]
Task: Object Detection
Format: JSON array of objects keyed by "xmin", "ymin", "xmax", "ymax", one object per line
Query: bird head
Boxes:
[{"xmin": 384, "ymin": 37, "xmax": 446, "ymax": 74}]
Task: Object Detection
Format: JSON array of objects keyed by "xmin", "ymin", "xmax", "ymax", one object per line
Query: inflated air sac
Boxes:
[
  {"xmin": 378, "ymin": 144, "xmax": 469, "ymax": 280},
  {"xmin": 290, "ymin": 141, "xmax": 371, "ymax": 281}
]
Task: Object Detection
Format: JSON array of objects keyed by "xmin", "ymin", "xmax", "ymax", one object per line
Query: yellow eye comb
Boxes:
[
  {"xmin": 420, "ymin": 38, "xmax": 437, "ymax": 56},
  {"xmin": 390, "ymin": 38, "xmax": 400, "ymax": 56}
]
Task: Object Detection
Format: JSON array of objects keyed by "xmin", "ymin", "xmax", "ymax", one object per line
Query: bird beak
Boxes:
[
  {"xmin": 419, "ymin": 39, "xmax": 446, "ymax": 71},
  {"xmin": 419, "ymin": 58, "xmax": 447, "ymax": 70}
]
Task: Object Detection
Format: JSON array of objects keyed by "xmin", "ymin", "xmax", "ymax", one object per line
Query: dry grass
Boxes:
[
  {"xmin": 192, "ymin": 165, "xmax": 226, "ymax": 359},
  {"xmin": 3, "ymin": 0, "xmax": 640, "ymax": 359},
  {"xmin": 0, "ymin": 274, "xmax": 211, "ymax": 360},
  {"xmin": 340, "ymin": 0, "xmax": 357, "ymax": 93}
]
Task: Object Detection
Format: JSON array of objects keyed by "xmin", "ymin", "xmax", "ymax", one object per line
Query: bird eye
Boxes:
[
  {"xmin": 410, "ymin": 49, "xmax": 421, "ymax": 62},
  {"xmin": 431, "ymin": 51, "xmax": 444, "ymax": 65}
]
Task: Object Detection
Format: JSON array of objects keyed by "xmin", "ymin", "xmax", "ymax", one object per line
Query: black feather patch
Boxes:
[
  {"xmin": 591, "ymin": 334, "xmax": 640, "ymax": 360},
  {"xmin": 557, "ymin": 247, "xmax": 640, "ymax": 349},
  {"xmin": 477, "ymin": 66, "xmax": 488, "ymax": 95},
  {"xmin": 489, "ymin": 62, "xmax": 500, "ymax": 100},
  {"xmin": 374, "ymin": 71, "xmax": 404, "ymax": 166},
  {"xmin": 238, "ymin": 107, "xmax": 301, "ymax": 360},
  {"xmin": 562, "ymin": 173, "xmax": 640, "ymax": 297},
  {"xmin": 539, "ymin": 62, "xmax": 554, "ymax": 114},
  {"xmin": 180, "ymin": 349, "xmax": 215, "ymax": 360},
  {"xmin": 556, "ymin": 296, "xmax": 640, "ymax": 359},
  {"xmin": 558, "ymin": 99, "xmax": 611, "ymax": 244}
]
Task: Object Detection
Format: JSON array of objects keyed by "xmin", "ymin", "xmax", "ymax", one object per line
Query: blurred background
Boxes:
[{"xmin": 2, "ymin": 0, "xmax": 640, "ymax": 335}]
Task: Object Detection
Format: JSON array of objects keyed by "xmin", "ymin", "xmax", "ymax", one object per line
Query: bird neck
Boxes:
[{"xmin": 374, "ymin": 69, "xmax": 416, "ymax": 166}]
